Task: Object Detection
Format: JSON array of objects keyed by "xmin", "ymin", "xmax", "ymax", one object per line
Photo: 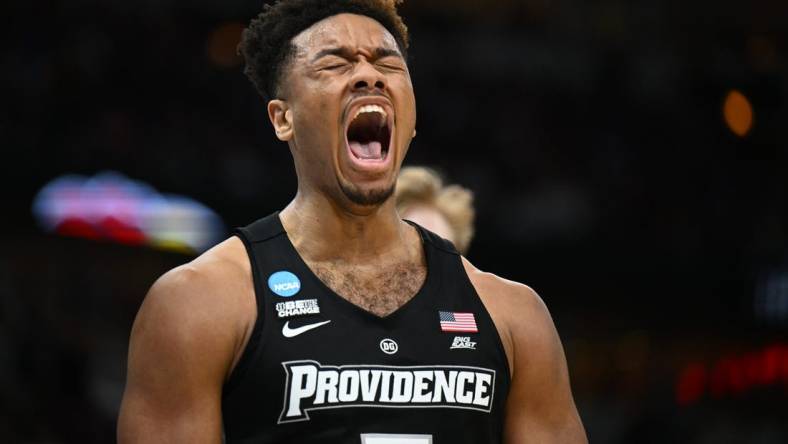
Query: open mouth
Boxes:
[{"xmin": 345, "ymin": 104, "xmax": 391, "ymax": 162}]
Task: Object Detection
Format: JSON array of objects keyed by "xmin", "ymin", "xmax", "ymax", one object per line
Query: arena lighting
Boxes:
[
  {"xmin": 207, "ymin": 22, "xmax": 245, "ymax": 68},
  {"xmin": 32, "ymin": 171, "xmax": 224, "ymax": 253},
  {"xmin": 675, "ymin": 343, "xmax": 788, "ymax": 406},
  {"xmin": 722, "ymin": 89, "xmax": 754, "ymax": 137}
]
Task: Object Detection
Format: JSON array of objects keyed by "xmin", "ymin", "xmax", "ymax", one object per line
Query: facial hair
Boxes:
[{"xmin": 339, "ymin": 180, "xmax": 395, "ymax": 206}]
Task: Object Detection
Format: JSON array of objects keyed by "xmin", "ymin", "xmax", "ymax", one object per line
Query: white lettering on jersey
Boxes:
[
  {"xmin": 450, "ymin": 336, "xmax": 477, "ymax": 350},
  {"xmin": 278, "ymin": 360, "xmax": 496, "ymax": 423},
  {"xmin": 276, "ymin": 299, "xmax": 320, "ymax": 318},
  {"xmin": 274, "ymin": 282, "xmax": 300, "ymax": 292}
]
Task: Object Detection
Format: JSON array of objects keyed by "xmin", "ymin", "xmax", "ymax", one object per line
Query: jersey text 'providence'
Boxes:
[{"xmin": 222, "ymin": 213, "xmax": 511, "ymax": 443}]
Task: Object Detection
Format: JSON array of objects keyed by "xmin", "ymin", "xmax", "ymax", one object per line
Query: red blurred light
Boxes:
[
  {"xmin": 676, "ymin": 343, "xmax": 788, "ymax": 406},
  {"xmin": 55, "ymin": 217, "xmax": 101, "ymax": 240},
  {"xmin": 782, "ymin": 347, "xmax": 788, "ymax": 383},
  {"xmin": 675, "ymin": 363, "xmax": 706, "ymax": 406},
  {"xmin": 99, "ymin": 216, "xmax": 147, "ymax": 246},
  {"xmin": 708, "ymin": 358, "xmax": 731, "ymax": 398}
]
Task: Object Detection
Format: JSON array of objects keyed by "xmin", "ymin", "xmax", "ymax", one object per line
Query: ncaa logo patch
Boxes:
[{"xmin": 268, "ymin": 271, "xmax": 301, "ymax": 297}]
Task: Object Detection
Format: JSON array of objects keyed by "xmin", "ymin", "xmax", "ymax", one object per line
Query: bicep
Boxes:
[
  {"xmin": 117, "ymin": 270, "xmax": 236, "ymax": 444},
  {"xmin": 503, "ymin": 293, "xmax": 586, "ymax": 444},
  {"xmin": 118, "ymin": 382, "xmax": 222, "ymax": 444}
]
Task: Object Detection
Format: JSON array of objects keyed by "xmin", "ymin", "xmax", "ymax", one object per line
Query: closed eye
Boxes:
[
  {"xmin": 377, "ymin": 58, "xmax": 405, "ymax": 71},
  {"xmin": 322, "ymin": 63, "xmax": 349, "ymax": 71},
  {"xmin": 379, "ymin": 63, "xmax": 404, "ymax": 71}
]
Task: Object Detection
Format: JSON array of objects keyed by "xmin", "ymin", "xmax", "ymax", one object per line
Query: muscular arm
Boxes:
[
  {"xmin": 118, "ymin": 240, "xmax": 253, "ymax": 443},
  {"xmin": 503, "ymin": 287, "xmax": 586, "ymax": 443},
  {"xmin": 464, "ymin": 259, "xmax": 586, "ymax": 444}
]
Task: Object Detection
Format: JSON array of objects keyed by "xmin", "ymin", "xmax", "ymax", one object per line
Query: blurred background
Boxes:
[{"xmin": 2, "ymin": 0, "xmax": 788, "ymax": 442}]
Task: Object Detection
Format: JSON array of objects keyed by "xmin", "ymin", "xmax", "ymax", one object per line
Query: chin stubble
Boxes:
[{"xmin": 340, "ymin": 181, "xmax": 396, "ymax": 206}]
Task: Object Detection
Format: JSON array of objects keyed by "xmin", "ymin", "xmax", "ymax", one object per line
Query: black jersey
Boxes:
[{"xmin": 222, "ymin": 213, "xmax": 511, "ymax": 443}]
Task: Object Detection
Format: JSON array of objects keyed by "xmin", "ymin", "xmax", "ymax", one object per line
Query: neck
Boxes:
[{"xmin": 279, "ymin": 189, "xmax": 415, "ymax": 264}]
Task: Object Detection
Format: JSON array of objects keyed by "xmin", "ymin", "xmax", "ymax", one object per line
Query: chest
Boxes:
[{"xmin": 310, "ymin": 260, "xmax": 427, "ymax": 317}]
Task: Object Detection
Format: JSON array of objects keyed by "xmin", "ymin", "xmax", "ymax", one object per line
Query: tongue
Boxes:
[{"xmin": 348, "ymin": 140, "xmax": 383, "ymax": 160}]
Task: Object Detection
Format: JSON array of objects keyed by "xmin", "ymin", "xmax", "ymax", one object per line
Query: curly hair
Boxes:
[
  {"xmin": 396, "ymin": 166, "xmax": 476, "ymax": 254},
  {"xmin": 239, "ymin": 0, "xmax": 409, "ymax": 102}
]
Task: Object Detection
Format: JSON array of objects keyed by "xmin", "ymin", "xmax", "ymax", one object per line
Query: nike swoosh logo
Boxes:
[{"xmin": 282, "ymin": 320, "xmax": 331, "ymax": 338}]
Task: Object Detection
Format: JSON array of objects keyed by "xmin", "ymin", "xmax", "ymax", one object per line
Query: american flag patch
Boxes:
[{"xmin": 439, "ymin": 311, "xmax": 478, "ymax": 332}]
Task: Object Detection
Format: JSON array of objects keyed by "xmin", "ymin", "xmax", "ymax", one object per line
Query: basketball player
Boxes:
[
  {"xmin": 118, "ymin": 1, "xmax": 587, "ymax": 442},
  {"xmin": 395, "ymin": 166, "xmax": 475, "ymax": 255}
]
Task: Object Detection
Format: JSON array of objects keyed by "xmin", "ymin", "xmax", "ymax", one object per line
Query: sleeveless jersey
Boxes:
[{"xmin": 222, "ymin": 213, "xmax": 511, "ymax": 443}]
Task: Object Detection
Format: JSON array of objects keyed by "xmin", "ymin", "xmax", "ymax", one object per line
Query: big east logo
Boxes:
[{"xmin": 279, "ymin": 360, "xmax": 496, "ymax": 423}]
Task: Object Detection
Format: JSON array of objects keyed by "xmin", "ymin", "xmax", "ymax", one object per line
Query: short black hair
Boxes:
[{"xmin": 239, "ymin": 0, "xmax": 410, "ymax": 102}]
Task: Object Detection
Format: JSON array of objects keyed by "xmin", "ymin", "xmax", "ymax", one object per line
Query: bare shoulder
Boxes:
[
  {"xmin": 461, "ymin": 256, "xmax": 545, "ymax": 313},
  {"xmin": 461, "ymin": 257, "xmax": 556, "ymax": 376},
  {"xmin": 132, "ymin": 236, "xmax": 254, "ymax": 381},
  {"xmin": 461, "ymin": 257, "xmax": 550, "ymax": 329},
  {"xmin": 144, "ymin": 236, "xmax": 251, "ymax": 324},
  {"xmin": 159, "ymin": 235, "xmax": 250, "ymax": 288},
  {"xmin": 118, "ymin": 237, "xmax": 255, "ymax": 442}
]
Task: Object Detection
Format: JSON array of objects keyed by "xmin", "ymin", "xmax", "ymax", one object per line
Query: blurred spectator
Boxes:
[{"xmin": 396, "ymin": 166, "xmax": 475, "ymax": 254}]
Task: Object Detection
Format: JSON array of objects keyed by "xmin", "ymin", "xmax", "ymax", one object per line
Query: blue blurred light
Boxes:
[{"xmin": 32, "ymin": 171, "xmax": 225, "ymax": 252}]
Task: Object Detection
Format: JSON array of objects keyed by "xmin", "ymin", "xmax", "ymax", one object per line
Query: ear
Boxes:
[{"xmin": 268, "ymin": 99, "xmax": 294, "ymax": 141}]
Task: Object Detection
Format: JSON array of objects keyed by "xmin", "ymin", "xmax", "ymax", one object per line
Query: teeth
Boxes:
[{"xmin": 352, "ymin": 104, "xmax": 387, "ymax": 121}]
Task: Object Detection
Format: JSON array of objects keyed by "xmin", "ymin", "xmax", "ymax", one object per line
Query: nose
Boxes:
[{"xmin": 350, "ymin": 61, "xmax": 386, "ymax": 92}]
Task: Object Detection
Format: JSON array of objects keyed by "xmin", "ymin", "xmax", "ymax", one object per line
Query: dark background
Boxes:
[{"xmin": 2, "ymin": 0, "xmax": 788, "ymax": 442}]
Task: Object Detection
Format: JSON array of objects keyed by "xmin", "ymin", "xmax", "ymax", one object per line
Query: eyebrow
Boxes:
[{"xmin": 311, "ymin": 46, "xmax": 402, "ymax": 63}]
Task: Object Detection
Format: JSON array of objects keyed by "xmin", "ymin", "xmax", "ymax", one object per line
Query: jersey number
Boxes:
[{"xmin": 360, "ymin": 433, "xmax": 433, "ymax": 444}]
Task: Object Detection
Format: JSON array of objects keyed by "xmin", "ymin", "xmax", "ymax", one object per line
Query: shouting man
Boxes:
[{"xmin": 118, "ymin": 1, "xmax": 587, "ymax": 443}]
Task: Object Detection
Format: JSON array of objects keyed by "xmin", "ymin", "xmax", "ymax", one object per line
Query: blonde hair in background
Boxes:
[{"xmin": 395, "ymin": 166, "xmax": 475, "ymax": 254}]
